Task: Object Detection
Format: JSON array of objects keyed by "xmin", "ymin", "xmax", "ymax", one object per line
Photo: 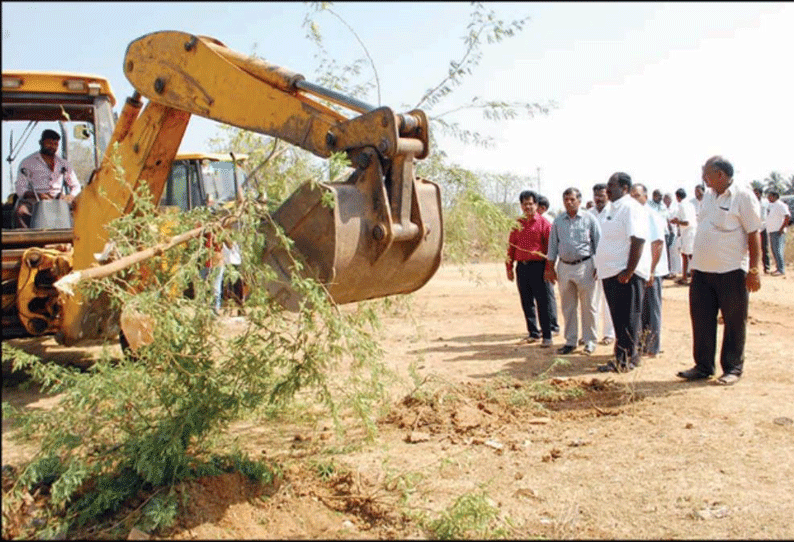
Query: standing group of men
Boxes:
[{"xmin": 506, "ymin": 155, "xmax": 780, "ymax": 386}]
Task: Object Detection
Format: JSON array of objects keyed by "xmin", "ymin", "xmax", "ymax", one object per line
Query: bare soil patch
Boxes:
[{"xmin": 3, "ymin": 261, "xmax": 794, "ymax": 539}]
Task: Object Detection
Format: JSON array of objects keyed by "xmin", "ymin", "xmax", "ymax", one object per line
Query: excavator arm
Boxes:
[{"xmin": 47, "ymin": 31, "xmax": 442, "ymax": 345}]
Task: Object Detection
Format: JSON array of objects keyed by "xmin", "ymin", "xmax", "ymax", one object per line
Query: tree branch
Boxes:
[{"xmin": 54, "ymin": 219, "xmax": 234, "ymax": 296}]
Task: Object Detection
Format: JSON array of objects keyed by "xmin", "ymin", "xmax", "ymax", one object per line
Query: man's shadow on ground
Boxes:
[{"xmin": 410, "ymin": 332, "xmax": 714, "ymax": 403}]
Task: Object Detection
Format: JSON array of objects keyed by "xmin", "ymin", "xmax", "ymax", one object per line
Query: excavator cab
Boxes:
[{"xmin": 2, "ymin": 72, "xmax": 117, "ymax": 338}]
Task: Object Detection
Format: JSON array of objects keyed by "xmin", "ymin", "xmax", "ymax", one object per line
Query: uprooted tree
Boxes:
[{"xmin": 2, "ymin": 158, "xmax": 389, "ymax": 537}]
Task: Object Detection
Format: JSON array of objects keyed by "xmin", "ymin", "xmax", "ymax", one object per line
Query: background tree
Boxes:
[{"xmin": 763, "ymin": 171, "xmax": 794, "ymax": 195}]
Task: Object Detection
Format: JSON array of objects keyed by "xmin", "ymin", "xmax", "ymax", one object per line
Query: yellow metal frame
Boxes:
[{"xmin": 2, "ymin": 71, "xmax": 116, "ymax": 106}]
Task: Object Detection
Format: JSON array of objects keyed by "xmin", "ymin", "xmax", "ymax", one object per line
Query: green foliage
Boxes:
[
  {"xmin": 305, "ymin": 2, "xmax": 553, "ymax": 149},
  {"xmin": 312, "ymin": 459, "xmax": 338, "ymax": 481},
  {"xmin": 3, "ymin": 159, "xmax": 386, "ymax": 537},
  {"xmin": 437, "ymin": 170, "xmax": 517, "ymax": 264},
  {"xmin": 207, "ymin": 128, "xmax": 321, "ymax": 209},
  {"xmin": 384, "ymin": 469, "xmax": 425, "ymax": 506},
  {"xmin": 422, "ymin": 489, "xmax": 509, "ymax": 540},
  {"xmin": 138, "ymin": 492, "xmax": 178, "ymax": 533}
]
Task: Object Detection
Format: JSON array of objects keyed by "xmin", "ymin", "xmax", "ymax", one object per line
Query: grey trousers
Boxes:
[
  {"xmin": 557, "ymin": 258, "xmax": 598, "ymax": 347},
  {"xmin": 641, "ymin": 275, "xmax": 662, "ymax": 355}
]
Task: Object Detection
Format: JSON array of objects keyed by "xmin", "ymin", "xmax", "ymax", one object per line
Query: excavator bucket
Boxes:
[{"xmin": 263, "ymin": 157, "xmax": 443, "ymax": 311}]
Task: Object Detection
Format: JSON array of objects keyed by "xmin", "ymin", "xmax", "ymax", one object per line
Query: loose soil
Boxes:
[{"xmin": 3, "ymin": 262, "xmax": 793, "ymax": 539}]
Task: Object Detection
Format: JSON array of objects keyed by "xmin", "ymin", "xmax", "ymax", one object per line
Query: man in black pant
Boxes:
[
  {"xmin": 753, "ymin": 187, "xmax": 771, "ymax": 273},
  {"xmin": 536, "ymin": 195, "xmax": 560, "ymax": 335},
  {"xmin": 593, "ymin": 172, "xmax": 650, "ymax": 372},
  {"xmin": 506, "ymin": 190, "xmax": 554, "ymax": 347},
  {"xmin": 677, "ymin": 156, "xmax": 762, "ymax": 385}
]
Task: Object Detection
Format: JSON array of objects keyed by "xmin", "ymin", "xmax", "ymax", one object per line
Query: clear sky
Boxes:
[{"xmin": 3, "ymin": 2, "xmax": 792, "ymax": 208}]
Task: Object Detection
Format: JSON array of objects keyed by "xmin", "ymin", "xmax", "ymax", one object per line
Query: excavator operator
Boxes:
[{"xmin": 14, "ymin": 129, "xmax": 81, "ymax": 228}]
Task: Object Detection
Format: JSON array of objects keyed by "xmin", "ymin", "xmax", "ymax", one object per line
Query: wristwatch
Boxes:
[{"xmin": 747, "ymin": 267, "xmax": 759, "ymax": 275}]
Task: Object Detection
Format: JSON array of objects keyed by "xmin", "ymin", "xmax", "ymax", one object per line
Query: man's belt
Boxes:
[{"xmin": 560, "ymin": 255, "xmax": 592, "ymax": 265}]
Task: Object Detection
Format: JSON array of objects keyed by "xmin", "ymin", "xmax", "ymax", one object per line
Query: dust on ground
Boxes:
[{"xmin": 3, "ymin": 262, "xmax": 793, "ymax": 539}]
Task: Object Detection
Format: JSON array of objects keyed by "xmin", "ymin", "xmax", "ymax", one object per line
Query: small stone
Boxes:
[
  {"xmin": 695, "ymin": 509, "xmax": 711, "ymax": 521},
  {"xmin": 406, "ymin": 431, "xmax": 431, "ymax": 443},
  {"xmin": 484, "ymin": 439, "xmax": 504, "ymax": 450},
  {"xmin": 773, "ymin": 417, "xmax": 793, "ymax": 426},
  {"xmin": 513, "ymin": 487, "xmax": 539, "ymax": 500},
  {"xmin": 712, "ymin": 506, "xmax": 729, "ymax": 518}
]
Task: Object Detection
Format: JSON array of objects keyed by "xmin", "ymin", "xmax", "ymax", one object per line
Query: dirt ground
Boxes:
[{"xmin": 3, "ymin": 260, "xmax": 793, "ymax": 539}]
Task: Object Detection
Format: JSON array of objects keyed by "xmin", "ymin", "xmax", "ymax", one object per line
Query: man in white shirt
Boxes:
[
  {"xmin": 677, "ymin": 156, "xmax": 762, "ymax": 386},
  {"xmin": 671, "ymin": 188, "xmax": 697, "ymax": 284},
  {"xmin": 14, "ymin": 129, "xmax": 81, "ymax": 228},
  {"xmin": 589, "ymin": 183, "xmax": 615, "ymax": 346},
  {"xmin": 766, "ymin": 190, "xmax": 791, "ymax": 276},
  {"xmin": 753, "ymin": 187, "xmax": 771, "ymax": 273},
  {"xmin": 648, "ymin": 189, "xmax": 665, "ymax": 215},
  {"xmin": 663, "ymin": 193, "xmax": 680, "ymax": 278},
  {"xmin": 631, "ymin": 183, "xmax": 669, "ymax": 358},
  {"xmin": 691, "ymin": 184, "xmax": 705, "ymax": 214},
  {"xmin": 593, "ymin": 172, "xmax": 649, "ymax": 372}
]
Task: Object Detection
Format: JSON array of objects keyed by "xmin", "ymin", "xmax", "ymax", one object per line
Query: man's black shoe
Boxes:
[
  {"xmin": 676, "ymin": 367, "xmax": 711, "ymax": 381},
  {"xmin": 597, "ymin": 362, "xmax": 618, "ymax": 373},
  {"xmin": 599, "ymin": 360, "xmax": 636, "ymax": 373},
  {"xmin": 557, "ymin": 345, "xmax": 576, "ymax": 355}
]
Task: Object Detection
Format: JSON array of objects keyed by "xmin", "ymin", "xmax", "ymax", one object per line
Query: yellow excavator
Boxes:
[{"xmin": 3, "ymin": 31, "xmax": 443, "ymax": 346}]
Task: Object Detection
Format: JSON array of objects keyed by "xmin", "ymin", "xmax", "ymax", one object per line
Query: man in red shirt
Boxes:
[{"xmin": 506, "ymin": 190, "xmax": 554, "ymax": 347}]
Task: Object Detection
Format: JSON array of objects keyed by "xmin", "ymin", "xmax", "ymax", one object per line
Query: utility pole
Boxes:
[{"xmin": 536, "ymin": 166, "xmax": 542, "ymax": 194}]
